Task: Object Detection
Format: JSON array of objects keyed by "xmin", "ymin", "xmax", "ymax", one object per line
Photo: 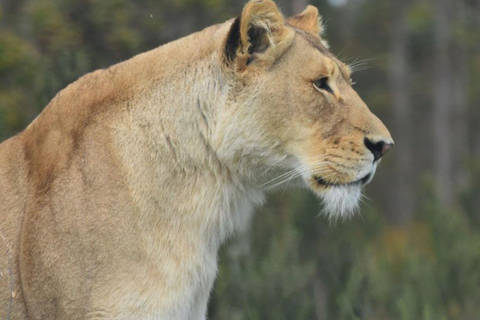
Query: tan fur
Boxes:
[
  {"xmin": 0, "ymin": 1, "xmax": 392, "ymax": 319},
  {"xmin": 235, "ymin": 1, "xmax": 295, "ymax": 72},
  {"xmin": 287, "ymin": 5, "xmax": 323, "ymax": 35}
]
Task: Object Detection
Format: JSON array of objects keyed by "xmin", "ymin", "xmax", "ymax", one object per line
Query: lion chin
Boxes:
[
  {"xmin": 309, "ymin": 167, "xmax": 377, "ymax": 219},
  {"xmin": 317, "ymin": 184, "xmax": 362, "ymax": 219}
]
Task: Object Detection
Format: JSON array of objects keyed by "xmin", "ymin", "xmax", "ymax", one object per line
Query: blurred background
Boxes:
[{"xmin": 1, "ymin": 0, "xmax": 479, "ymax": 318}]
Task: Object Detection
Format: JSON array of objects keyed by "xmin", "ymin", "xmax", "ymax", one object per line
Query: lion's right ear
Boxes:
[{"xmin": 223, "ymin": 0, "xmax": 294, "ymax": 71}]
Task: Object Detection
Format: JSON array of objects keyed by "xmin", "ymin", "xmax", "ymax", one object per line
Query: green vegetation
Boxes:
[{"xmin": 212, "ymin": 185, "xmax": 480, "ymax": 320}]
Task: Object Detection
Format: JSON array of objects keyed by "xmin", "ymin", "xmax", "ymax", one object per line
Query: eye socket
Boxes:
[{"xmin": 313, "ymin": 77, "xmax": 333, "ymax": 94}]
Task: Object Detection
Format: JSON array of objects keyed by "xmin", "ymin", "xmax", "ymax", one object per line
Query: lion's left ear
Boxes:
[
  {"xmin": 287, "ymin": 5, "xmax": 324, "ymax": 36},
  {"xmin": 223, "ymin": 0, "xmax": 295, "ymax": 71}
]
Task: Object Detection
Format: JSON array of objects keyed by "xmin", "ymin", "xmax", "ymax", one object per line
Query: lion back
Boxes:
[{"xmin": 0, "ymin": 136, "xmax": 28, "ymax": 319}]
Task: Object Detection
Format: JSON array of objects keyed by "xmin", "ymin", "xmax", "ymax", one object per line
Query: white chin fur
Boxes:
[{"xmin": 319, "ymin": 184, "xmax": 362, "ymax": 219}]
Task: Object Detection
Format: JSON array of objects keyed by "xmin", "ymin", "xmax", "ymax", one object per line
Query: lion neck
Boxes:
[{"xmin": 110, "ymin": 22, "xmax": 266, "ymax": 252}]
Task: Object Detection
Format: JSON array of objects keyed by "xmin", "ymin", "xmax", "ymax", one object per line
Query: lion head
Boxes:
[{"xmin": 215, "ymin": 0, "xmax": 393, "ymax": 217}]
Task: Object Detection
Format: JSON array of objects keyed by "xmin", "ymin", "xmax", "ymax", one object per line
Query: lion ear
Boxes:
[
  {"xmin": 287, "ymin": 5, "xmax": 324, "ymax": 36},
  {"xmin": 224, "ymin": 0, "xmax": 294, "ymax": 71}
]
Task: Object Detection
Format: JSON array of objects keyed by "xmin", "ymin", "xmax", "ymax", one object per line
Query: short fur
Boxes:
[{"xmin": 0, "ymin": 1, "xmax": 392, "ymax": 319}]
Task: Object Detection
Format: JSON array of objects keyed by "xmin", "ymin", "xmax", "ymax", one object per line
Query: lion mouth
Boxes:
[{"xmin": 313, "ymin": 173, "xmax": 371, "ymax": 187}]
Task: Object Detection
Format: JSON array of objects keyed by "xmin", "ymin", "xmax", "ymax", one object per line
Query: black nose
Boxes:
[{"xmin": 364, "ymin": 137, "xmax": 393, "ymax": 161}]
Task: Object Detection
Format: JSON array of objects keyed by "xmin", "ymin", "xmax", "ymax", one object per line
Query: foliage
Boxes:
[{"xmin": 212, "ymin": 186, "xmax": 480, "ymax": 320}]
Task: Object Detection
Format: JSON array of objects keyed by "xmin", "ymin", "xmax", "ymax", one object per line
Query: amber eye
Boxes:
[{"xmin": 313, "ymin": 77, "xmax": 333, "ymax": 94}]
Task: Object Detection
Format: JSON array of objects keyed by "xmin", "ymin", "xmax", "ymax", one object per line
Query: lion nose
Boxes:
[{"xmin": 364, "ymin": 137, "xmax": 393, "ymax": 161}]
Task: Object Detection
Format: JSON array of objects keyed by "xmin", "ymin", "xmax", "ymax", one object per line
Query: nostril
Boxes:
[
  {"xmin": 381, "ymin": 142, "xmax": 393, "ymax": 155},
  {"xmin": 364, "ymin": 138, "xmax": 393, "ymax": 161}
]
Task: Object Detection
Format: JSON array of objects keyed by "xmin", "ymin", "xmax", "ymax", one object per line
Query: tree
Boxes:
[
  {"xmin": 433, "ymin": 0, "xmax": 453, "ymax": 206},
  {"xmin": 389, "ymin": 0, "xmax": 414, "ymax": 225}
]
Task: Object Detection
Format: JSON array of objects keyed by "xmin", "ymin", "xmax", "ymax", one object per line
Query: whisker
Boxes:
[
  {"xmin": 260, "ymin": 168, "xmax": 302, "ymax": 188},
  {"xmin": 263, "ymin": 164, "xmax": 332, "ymax": 191},
  {"xmin": 262, "ymin": 156, "xmax": 289, "ymax": 176},
  {"xmin": 260, "ymin": 159, "xmax": 331, "ymax": 188},
  {"xmin": 350, "ymin": 66, "xmax": 371, "ymax": 73},
  {"xmin": 264, "ymin": 165, "xmax": 336, "ymax": 192},
  {"xmin": 347, "ymin": 57, "xmax": 376, "ymax": 74}
]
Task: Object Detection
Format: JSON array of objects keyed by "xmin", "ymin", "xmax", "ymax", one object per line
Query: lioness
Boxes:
[{"xmin": 0, "ymin": 1, "xmax": 393, "ymax": 319}]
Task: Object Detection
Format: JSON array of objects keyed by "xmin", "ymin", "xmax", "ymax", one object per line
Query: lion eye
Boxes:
[{"xmin": 313, "ymin": 77, "xmax": 333, "ymax": 94}]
